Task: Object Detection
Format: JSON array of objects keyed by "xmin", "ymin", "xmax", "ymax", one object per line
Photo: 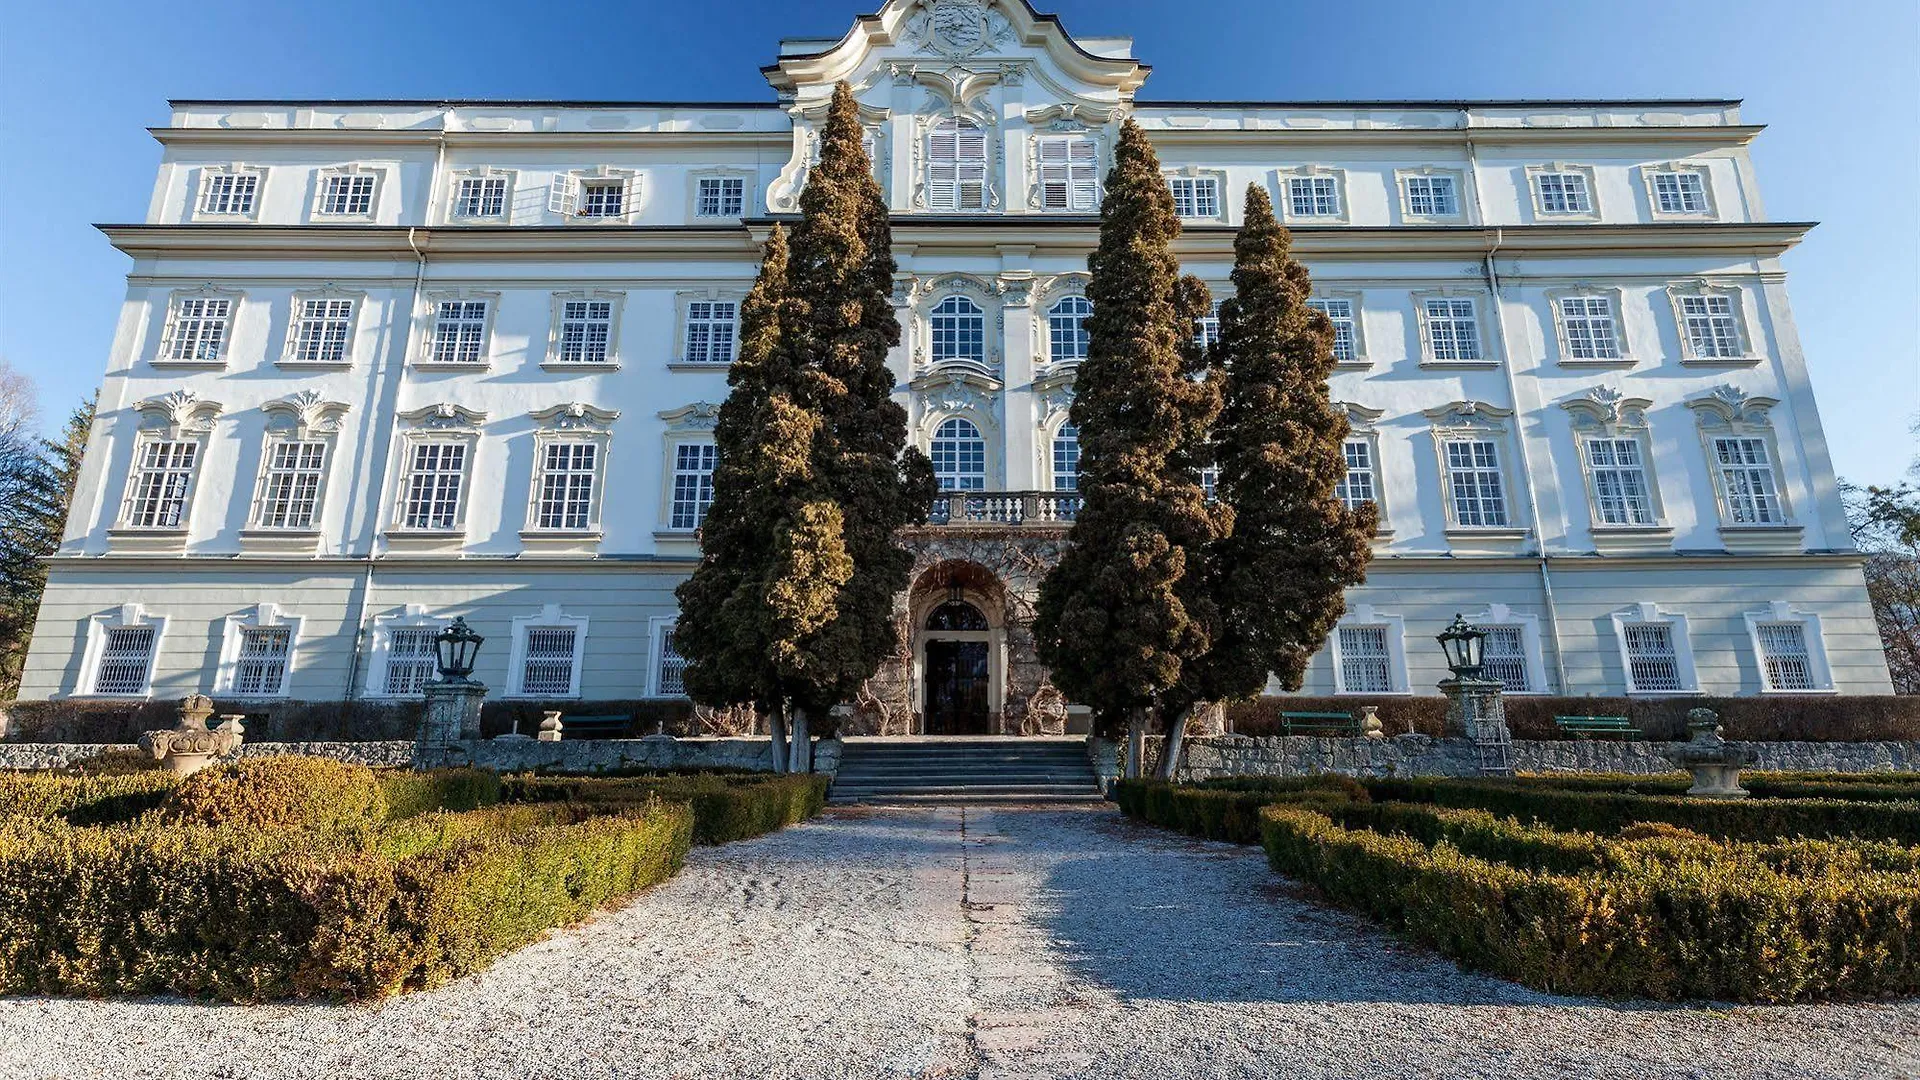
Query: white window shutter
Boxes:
[
  {"xmin": 1038, "ymin": 138, "xmax": 1069, "ymax": 209},
  {"xmin": 958, "ymin": 127, "xmax": 987, "ymax": 209},
  {"xmin": 928, "ymin": 126, "xmax": 957, "ymax": 209},
  {"xmin": 1069, "ymin": 138, "xmax": 1097, "ymax": 210},
  {"xmin": 548, "ymin": 175, "xmax": 578, "ymax": 216}
]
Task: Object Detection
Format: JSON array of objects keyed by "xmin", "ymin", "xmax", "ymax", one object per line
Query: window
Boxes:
[
  {"xmin": 454, "ymin": 176, "xmax": 507, "ymax": 218},
  {"xmin": 697, "ymin": 177, "xmax": 746, "ymax": 217},
  {"xmin": 1423, "ymin": 299, "xmax": 1482, "ymax": 361},
  {"xmin": 1308, "ymin": 298, "xmax": 1358, "ymax": 363},
  {"xmin": 557, "ymin": 300, "xmax": 614, "ymax": 364},
  {"xmin": 1680, "ymin": 294, "xmax": 1743, "ymax": 358},
  {"xmin": 530, "ymin": 442, "xmax": 598, "ymax": 531},
  {"xmin": 1404, "ymin": 175, "xmax": 1458, "ymax": 217},
  {"xmin": 1481, "ymin": 625, "xmax": 1531, "ymax": 693},
  {"xmin": 683, "ymin": 300, "xmax": 738, "ymax": 364},
  {"xmin": 1169, "ymin": 176, "xmax": 1219, "ymax": 218},
  {"xmin": 579, "ymin": 180, "xmax": 625, "ymax": 218},
  {"xmin": 927, "ymin": 118, "xmax": 988, "ymax": 211},
  {"xmin": 1713, "ymin": 436, "xmax": 1785, "ymax": 524},
  {"xmin": 429, "ymin": 300, "xmax": 490, "ymax": 364},
  {"xmin": 1193, "ymin": 300, "xmax": 1222, "ymax": 349},
  {"xmin": 122, "ymin": 440, "xmax": 199, "ymax": 529},
  {"xmin": 162, "ymin": 296, "xmax": 233, "ymax": 362},
  {"xmin": 1336, "ymin": 626, "xmax": 1394, "ymax": 693},
  {"xmin": 1335, "ymin": 439, "xmax": 1376, "ymax": 511},
  {"xmin": 1047, "ymin": 296, "xmax": 1092, "ymax": 364},
  {"xmin": 318, "ymin": 173, "xmax": 376, "ymax": 216},
  {"xmin": 519, "ymin": 626, "xmax": 580, "ymax": 697},
  {"xmin": 1535, "ymin": 171, "xmax": 1593, "ymax": 214},
  {"xmin": 1583, "ymin": 438, "xmax": 1655, "ymax": 526},
  {"xmin": 289, "ymin": 298, "xmax": 354, "ymax": 364},
  {"xmin": 254, "ymin": 441, "xmax": 327, "ymax": 530},
  {"xmin": 1200, "ymin": 466, "xmax": 1219, "ymax": 502},
  {"xmin": 930, "ymin": 296, "xmax": 986, "ymax": 365},
  {"xmin": 1036, "ymin": 136, "xmax": 1098, "ymax": 211},
  {"xmin": 931, "ymin": 417, "xmax": 986, "ymax": 491},
  {"xmin": 655, "ymin": 625, "xmax": 688, "ymax": 696},
  {"xmin": 1052, "ymin": 424, "xmax": 1080, "ymax": 491},
  {"xmin": 1651, "ymin": 171, "xmax": 1709, "ymax": 214},
  {"xmin": 400, "ymin": 442, "xmax": 467, "ymax": 530},
  {"xmin": 92, "ymin": 625, "xmax": 158, "ymax": 696},
  {"xmin": 1754, "ymin": 622, "xmax": 1814, "ymax": 691},
  {"xmin": 382, "ymin": 627, "xmax": 439, "ymax": 696},
  {"xmin": 1622, "ymin": 622, "xmax": 1682, "ymax": 692},
  {"xmin": 230, "ymin": 626, "xmax": 292, "ymax": 697},
  {"xmin": 1559, "ymin": 296, "xmax": 1622, "ymax": 360},
  {"xmin": 199, "ymin": 171, "xmax": 259, "ymax": 216},
  {"xmin": 1444, "ymin": 439, "xmax": 1508, "ymax": 527},
  {"xmin": 1287, "ymin": 176, "xmax": 1341, "ymax": 217},
  {"xmin": 669, "ymin": 442, "xmax": 717, "ymax": 530}
]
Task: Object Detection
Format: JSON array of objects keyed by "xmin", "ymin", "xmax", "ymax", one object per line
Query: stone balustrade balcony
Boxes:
[{"xmin": 926, "ymin": 490, "xmax": 1081, "ymax": 527}]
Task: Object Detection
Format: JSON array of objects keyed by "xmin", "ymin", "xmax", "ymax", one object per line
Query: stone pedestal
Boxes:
[
  {"xmin": 420, "ymin": 680, "xmax": 487, "ymax": 745},
  {"xmin": 1439, "ymin": 676, "xmax": 1512, "ymax": 777},
  {"xmin": 1666, "ymin": 708, "xmax": 1751, "ymax": 798}
]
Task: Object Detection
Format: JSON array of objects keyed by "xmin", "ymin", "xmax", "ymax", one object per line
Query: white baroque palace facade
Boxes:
[{"xmin": 18, "ymin": 0, "xmax": 1894, "ymax": 732}]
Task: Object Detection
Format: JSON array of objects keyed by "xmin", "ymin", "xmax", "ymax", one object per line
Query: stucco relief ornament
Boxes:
[{"xmin": 907, "ymin": 0, "xmax": 1013, "ymax": 60}]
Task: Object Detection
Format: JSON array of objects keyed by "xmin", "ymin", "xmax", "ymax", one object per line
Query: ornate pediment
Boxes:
[
  {"xmin": 1561, "ymin": 386, "xmax": 1652, "ymax": 430},
  {"xmin": 398, "ymin": 403, "xmax": 486, "ymax": 431},
  {"xmin": 531, "ymin": 402, "xmax": 619, "ymax": 433},
  {"xmin": 659, "ymin": 402, "xmax": 723, "ymax": 432},
  {"xmin": 262, "ymin": 390, "xmax": 350, "ymax": 439},
  {"xmin": 134, "ymin": 390, "xmax": 223, "ymax": 438},
  {"xmin": 1686, "ymin": 384, "xmax": 1778, "ymax": 428},
  {"xmin": 1422, "ymin": 400, "xmax": 1514, "ymax": 430}
]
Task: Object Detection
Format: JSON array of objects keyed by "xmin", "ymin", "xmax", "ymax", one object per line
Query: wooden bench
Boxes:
[
  {"xmin": 1553, "ymin": 715, "xmax": 1639, "ymax": 741},
  {"xmin": 1280, "ymin": 711, "xmax": 1359, "ymax": 737},
  {"xmin": 559, "ymin": 714, "xmax": 633, "ymax": 740}
]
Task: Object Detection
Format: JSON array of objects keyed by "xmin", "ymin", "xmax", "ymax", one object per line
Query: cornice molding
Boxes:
[
  {"xmin": 150, "ymin": 127, "xmax": 791, "ymax": 151},
  {"xmin": 1142, "ymin": 123, "xmax": 1765, "ymax": 150}
]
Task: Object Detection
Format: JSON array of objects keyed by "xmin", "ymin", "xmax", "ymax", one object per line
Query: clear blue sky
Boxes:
[{"xmin": 2, "ymin": 0, "xmax": 1915, "ymax": 485}]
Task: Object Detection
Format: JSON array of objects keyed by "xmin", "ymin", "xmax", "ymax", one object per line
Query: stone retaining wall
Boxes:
[{"xmin": 0, "ymin": 737, "xmax": 840, "ymax": 775}]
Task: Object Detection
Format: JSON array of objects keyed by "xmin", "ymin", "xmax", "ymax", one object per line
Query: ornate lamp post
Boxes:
[
  {"xmin": 1435, "ymin": 614, "xmax": 1513, "ymax": 776},
  {"xmin": 432, "ymin": 617, "xmax": 484, "ymax": 684},
  {"xmin": 416, "ymin": 617, "xmax": 490, "ymax": 761}
]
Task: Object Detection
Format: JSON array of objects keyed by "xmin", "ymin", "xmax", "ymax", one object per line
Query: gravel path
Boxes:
[{"xmin": 0, "ymin": 806, "xmax": 1913, "ymax": 1080}]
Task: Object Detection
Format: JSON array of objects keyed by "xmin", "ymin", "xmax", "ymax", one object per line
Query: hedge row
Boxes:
[
  {"xmin": 504, "ymin": 772, "xmax": 828, "ymax": 845},
  {"xmin": 1258, "ymin": 803, "xmax": 1920, "ymax": 1002},
  {"xmin": 0, "ymin": 771, "xmax": 177, "ymax": 825},
  {"xmin": 1113, "ymin": 776, "xmax": 1366, "ymax": 845},
  {"xmin": 1222, "ymin": 694, "xmax": 1920, "ymax": 742},
  {"xmin": 0, "ymin": 764, "xmax": 502, "ymax": 827},
  {"xmin": 1513, "ymin": 770, "xmax": 1920, "ymax": 804},
  {"xmin": 0, "ymin": 801, "xmax": 692, "ymax": 1001}
]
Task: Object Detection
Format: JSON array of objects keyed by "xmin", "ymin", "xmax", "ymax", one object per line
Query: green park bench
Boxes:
[
  {"xmin": 1280, "ymin": 711, "xmax": 1359, "ymax": 737},
  {"xmin": 1553, "ymin": 715, "xmax": 1639, "ymax": 741},
  {"xmin": 559, "ymin": 714, "xmax": 634, "ymax": 740}
]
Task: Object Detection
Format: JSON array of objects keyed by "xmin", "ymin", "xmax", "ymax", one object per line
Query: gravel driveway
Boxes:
[{"xmin": 0, "ymin": 806, "xmax": 1913, "ymax": 1080}]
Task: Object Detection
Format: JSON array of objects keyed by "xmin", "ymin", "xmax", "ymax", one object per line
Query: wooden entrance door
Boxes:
[{"xmin": 924, "ymin": 639, "xmax": 991, "ymax": 735}]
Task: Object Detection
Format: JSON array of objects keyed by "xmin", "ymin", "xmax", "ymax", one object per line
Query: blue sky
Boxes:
[{"xmin": 2, "ymin": 0, "xmax": 1914, "ymax": 485}]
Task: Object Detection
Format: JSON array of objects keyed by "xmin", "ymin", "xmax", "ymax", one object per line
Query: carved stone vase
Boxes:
[
  {"xmin": 1664, "ymin": 707, "xmax": 1751, "ymax": 799},
  {"xmin": 137, "ymin": 695, "xmax": 244, "ymax": 776}
]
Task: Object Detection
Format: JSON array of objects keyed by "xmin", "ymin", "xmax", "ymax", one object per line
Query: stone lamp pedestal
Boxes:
[
  {"xmin": 138, "ymin": 694, "xmax": 244, "ymax": 776},
  {"xmin": 1665, "ymin": 707, "xmax": 1751, "ymax": 798},
  {"xmin": 420, "ymin": 680, "xmax": 487, "ymax": 744},
  {"xmin": 1439, "ymin": 676, "xmax": 1513, "ymax": 777}
]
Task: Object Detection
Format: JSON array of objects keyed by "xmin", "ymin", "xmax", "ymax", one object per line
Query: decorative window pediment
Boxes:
[
  {"xmin": 135, "ymin": 390, "xmax": 224, "ymax": 438},
  {"xmin": 658, "ymin": 401, "xmax": 722, "ymax": 432},
  {"xmin": 263, "ymin": 391, "xmax": 351, "ymax": 439},
  {"xmin": 398, "ymin": 402, "xmax": 487, "ymax": 432}
]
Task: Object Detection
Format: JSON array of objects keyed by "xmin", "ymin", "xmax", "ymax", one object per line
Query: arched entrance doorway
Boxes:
[{"xmin": 922, "ymin": 598, "xmax": 992, "ymax": 735}]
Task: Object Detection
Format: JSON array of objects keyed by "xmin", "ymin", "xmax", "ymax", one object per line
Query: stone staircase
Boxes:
[{"xmin": 829, "ymin": 737, "xmax": 1105, "ymax": 805}]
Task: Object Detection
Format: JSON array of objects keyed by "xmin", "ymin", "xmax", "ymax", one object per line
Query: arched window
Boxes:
[
  {"xmin": 927, "ymin": 118, "xmax": 988, "ymax": 211},
  {"xmin": 1047, "ymin": 297, "xmax": 1092, "ymax": 364},
  {"xmin": 931, "ymin": 417, "xmax": 987, "ymax": 491},
  {"xmin": 925, "ymin": 600, "xmax": 989, "ymax": 632},
  {"xmin": 1052, "ymin": 424, "xmax": 1080, "ymax": 491},
  {"xmin": 930, "ymin": 296, "xmax": 986, "ymax": 365}
]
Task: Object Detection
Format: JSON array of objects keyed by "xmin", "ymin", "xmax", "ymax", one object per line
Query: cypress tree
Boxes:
[{"xmin": 1033, "ymin": 118, "xmax": 1224, "ymax": 776}]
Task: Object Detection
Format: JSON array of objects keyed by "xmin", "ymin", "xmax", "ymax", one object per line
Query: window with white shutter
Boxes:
[
  {"xmin": 927, "ymin": 118, "xmax": 987, "ymax": 211},
  {"xmin": 547, "ymin": 175, "xmax": 579, "ymax": 216},
  {"xmin": 1037, "ymin": 136, "xmax": 1097, "ymax": 211}
]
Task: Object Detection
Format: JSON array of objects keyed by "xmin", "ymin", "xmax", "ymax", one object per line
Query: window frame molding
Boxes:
[
  {"xmin": 1329, "ymin": 603, "xmax": 1410, "ymax": 696},
  {"xmin": 386, "ymin": 403, "xmax": 486, "ymax": 550},
  {"xmin": 1685, "ymin": 384, "xmax": 1801, "ymax": 549},
  {"xmin": 1641, "ymin": 161, "xmax": 1718, "ymax": 222},
  {"xmin": 655, "ymin": 402, "xmax": 721, "ymax": 545},
  {"xmin": 1411, "ymin": 288, "xmax": 1496, "ymax": 369},
  {"xmin": 1545, "ymin": 284, "xmax": 1632, "ymax": 367},
  {"xmin": 191, "ymin": 164, "xmax": 266, "ymax": 222},
  {"xmin": 279, "ymin": 285, "xmax": 364, "ymax": 368},
  {"xmin": 543, "ymin": 289, "xmax": 625, "ymax": 370},
  {"xmin": 1424, "ymin": 400, "xmax": 1528, "ymax": 548},
  {"xmin": 506, "ymin": 603, "xmax": 590, "ymax": 700},
  {"xmin": 687, "ymin": 168, "xmax": 756, "ymax": 220},
  {"xmin": 909, "ymin": 274, "xmax": 1003, "ymax": 377},
  {"xmin": 1276, "ymin": 165, "xmax": 1350, "ymax": 225},
  {"xmin": 648, "ymin": 615, "xmax": 688, "ymax": 699},
  {"xmin": 1309, "ymin": 292, "xmax": 1369, "ymax": 369},
  {"xmin": 153, "ymin": 285, "xmax": 243, "ymax": 369},
  {"xmin": 1027, "ymin": 128, "xmax": 1105, "ymax": 213},
  {"xmin": 1466, "ymin": 603, "xmax": 1546, "ymax": 695},
  {"xmin": 1743, "ymin": 600, "xmax": 1837, "ymax": 695},
  {"xmin": 1666, "ymin": 279, "xmax": 1759, "ymax": 365},
  {"xmin": 446, "ymin": 166, "xmax": 518, "ymax": 224},
  {"xmin": 111, "ymin": 390, "xmax": 223, "ymax": 549},
  {"xmin": 241, "ymin": 391, "xmax": 349, "ymax": 551},
  {"xmin": 416, "ymin": 288, "xmax": 500, "ymax": 370},
  {"xmin": 550, "ymin": 166, "xmax": 642, "ymax": 224},
  {"xmin": 1559, "ymin": 386, "xmax": 1672, "ymax": 552},
  {"xmin": 215, "ymin": 602, "xmax": 303, "ymax": 700},
  {"xmin": 1336, "ymin": 402, "xmax": 1392, "ymax": 537},
  {"xmin": 670, "ymin": 288, "xmax": 746, "ymax": 369},
  {"xmin": 364, "ymin": 603, "xmax": 442, "ymax": 699},
  {"xmin": 76, "ymin": 603, "xmax": 168, "ymax": 700},
  {"xmin": 520, "ymin": 403, "xmax": 617, "ymax": 551},
  {"xmin": 1611, "ymin": 601, "xmax": 1700, "ymax": 696},
  {"xmin": 1525, "ymin": 162, "xmax": 1601, "ymax": 222},
  {"xmin": 1164, "ymin": 165, "xmax": 1229, "ymax": 223},
  {"xmin": 1394, "ymin": 166, "xmax": 1467, "ymax": 224},
  {"xmin": 310, "ymin": 164, "xmax": 385, "ymax": 223}
]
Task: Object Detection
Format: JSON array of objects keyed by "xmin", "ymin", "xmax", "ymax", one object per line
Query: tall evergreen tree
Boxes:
[
  {"xmin": 1033, "ymin": 119, "xmax": 1224, "ymax": 777},
  {"xmin": 0, "ymin": 395, "xmax": 93, "ymax": 698},
  {"xmin": 674, "ymin": 84, "xmax": 930, "ymax": 770},
  {"xmin": 1155, "ymin": 184, "xmax": 1374, "ymax": 776}
]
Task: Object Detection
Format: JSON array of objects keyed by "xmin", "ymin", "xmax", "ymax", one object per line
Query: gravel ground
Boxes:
[{"xmin": 0, "ymin": 805, "xmax": 1913, "ymax": 1080}]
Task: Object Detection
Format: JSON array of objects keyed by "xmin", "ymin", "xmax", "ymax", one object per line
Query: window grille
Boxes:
[
  {"xmin": 656, "ymin": 627, "xmax": 688, "ymax": 696},
  {"xmin": 534, "ymin": 442, "xmax": 597, "ymax": 531},
  {"xmin": 1335, "ymin": 439, "xmax": 1375, "ymax": 510},
  {"xmin": 1680, "ymin": 295, "xmax": 1742, "ymax": 357},
  {"xmin": 1405, "ymin": 175, "xmax": 1457, "ymax": 216},
  {"xmin": 1287, "ymin": 176, "xmax": 1340, "ymax": 217},
  {"xmin": 319, "ymin": 174, "xmax": 375, "ymax": 215},
  {"xmin": 166, "ymin": 297, "xmax": 232, "ymax": 362},
  {"xmin": 1559, "ymin": 296, "xmax": 1621, "ymax": 360},
  {"xmin": 579, "ymin": 180, "xmax": 625, "ymax": 218},
  {"xmin": 520, "ymin": 626, "xmax": 578, "ymax": 697},
  {"xmin": 1756, "ymin": 622, "xmax": 1815, "ymax": 691},
  {"xmin": 1482, "ymin": 625, "xmax": 1531, "ymax": 692},
  {"xmin": 670, "ymin": 442, "xmax": 717, "ymax": 530},
  {"xmin": 402, "ymin": 442, "xmax": 466, "ymax": 530},
  {"xmin": 291, "ymin": 298, "xmax": 354, "ymax": 363},
  {"xmin": 429, "ymin": 300, "xmax": 489, "ymax": 364},
  {"xmin": 926, "ymin": 119, "xmax": 987, "ymax": 210},
  {"xmin": 1307, "ymin": 298, "xmax": 1357, "ymax": 362},
  {"xmin": 232, "ymin": 626, "xmax": 292, "ymax": 697},
  {"xmin": 1048, "ymin": 297, "xmax": 1092, "ymax": 364},
  {"xmin": 557, "ymin": 300, "xmax": 613, "ymax": 364},
  {"xmin": 1338, "ymin": 626, "xmax": 1393, "ymax": 693},
  {"xmin": 1445, "ymin": 439, "xmax": 1509, "ymax": 527},
  {"xmin": 931, "ymin": 418, "xmax": 986, "ymax": 491},
  {"xmin": 1623, "ymin": 623, "xmax": 1682, "ymax": 692},
  {"xmin": 1585, "ymin": 438, "xmax": 1655, "ymax": 525},
  {"xmin": 1652, "ymin": 171, "xmax": 1708, "ymax": 214},
  {"xmin": 1169, "ymin": 177, "xmax": 1218, "ymax": 218},
  {"xmin": 696, "ymin": 177, "xmax": 746, "ymax": 217},
  {"xmin": 93, "ymin": 626, "xmax": 157, "ymax": 695},
  {"xmin": 930, "ymin": 296, "xmax": 986, "ymax": 364},
  {"xmin": 455, "ymin": 177, "xmax": 507, "ymax": 217},
  {"xmin": 200, "ymin": 172, "xmax": 258, "ymax": 215},
  {"xmin": 124, "ymin": 441, "xmax": 198, "ymax": 529},
  {"xmin": 256, "ymin": 441, "xmax": 327, "ymax": 530},
  {"xmin": 383, "ymin": 628, "xmax": 438, "ymax": 696},
  {"xmin": 1536, "ymin": 172, "xmax": 1592, "ymax": 214},
  {"xmin": 1037, "ymin": 136, "xmax": 1098, "ymax": 211},
  {"xmin": 1424, "ymin": 299, "xmax": 1482, "ymax": 361},
  {"xmin": 683, "ymin": 301, "xmax": 737, "ymax": 363},
  {"xmin": 1713, "ymin": 437, "xmax": 1784, "ymax": 524},
  {"xmin": 1052, "ymin": 424, "xmax": 1080, "ymax": 491}
]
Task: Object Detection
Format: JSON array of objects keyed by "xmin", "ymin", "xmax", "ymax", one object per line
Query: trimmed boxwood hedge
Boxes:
[
  {"xmin": 161, "ymin": 757, "xmax": 388, "ymax": 832},
  {"xmin": 0, "ymin": 772, "xmax": 178, "ymax": 825},
  {"xmin": 377, "ymin": 768, "xmax": 502, "ymax": 820},
  {"xmin": 1114, "ymin": 776, "xmax": 1366, "ymax": 844},
  {"xmin": 504, "ymin": 772, "xmax": 828, "ymax": 845},
  {"xmin": 1514, "ymin": 771, "xmax": 1920, "ymax": 804}
]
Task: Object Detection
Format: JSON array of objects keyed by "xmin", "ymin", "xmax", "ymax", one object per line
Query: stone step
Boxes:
[
  {"xmin": 829, "ymin": 792, "xmax": 1110, "ymax": 806},
  {"xmin": 831, "ymin": 780, "xmax": 1100, "ymax": 795}
]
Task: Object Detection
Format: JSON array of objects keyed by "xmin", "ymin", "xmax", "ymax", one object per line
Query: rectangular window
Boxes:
[
  {"xmin": 656, "ymin": 626, "xmax": 687, "ymax": 696},
  {"xmin": 557, "ymin": 300, "xmax": 614, "ymax": 364},
  {"xmin": 124, "ymin": 441, "xmax": 199, "ymax": 529},
  {"xmin": 290, "ymin": 298, "xmax": 354, "ymax": 363},
  {"xmin": 1559, "ymin": 296, "xmax": 1621, "ymax": 360},
  {"xmin": 93, "ymin": 626, "xmax": 157, "ymax": 695},
  {"xmin": 670, "ymin": 442, "xmax": 718, "ymax": 530},
  {"xmin": 165, "ymin": 297, "xmax": 232, "ymax": 362},
  {"xmin": 1168, "ymin": 176, "xmax": 1219, "ymax": 218},
  {"xmin": 1584, "ymin": 438, "xmax": 1655, "ymax": 526},
  {"xmin": 1444, "ymin": 439, "xmax": 1509, "ymax": 527},
  {"xmin": 1335, "ymin": 439, "xmax": 1376, "ymax": 511},
  {"xmin": 455, "ymin": 177, "xmax": 507, "ymax": 218},
  {"xmin": 1193, "ymin": 301, "xmax": 1222, "ymax": 349},
  {"xmin": 319, "ymin": 174, "xmax": 376, "ymax": 216},
  {"xmin": 1652, "ymin": 171, "xmax": 1708, "ymax": 214},
  {"xmin": 1536, "ymin": 172, "xmax": 1593, "ymax": 214},
  {"xmin": 1424, "ymin": 299, "xmax": 1482, "ymax": 361},
  {"xmin": 579, "ymin": 180, "xmax": 625, "ymax": 218},
  {"xmin": 1623, "ymin": 623, "xmax": 1682, "ymax": 692},
  {"xmin": 520, "ymin": 626, "xmax": 579, "ymax": 697},
  {"xmin": 1308, "ymin": 298, "xmax": 1358, "ymax": 362},
  {"xmin": 1714, "ymin": 436, "xmax": 1785, "ymax": 524},
  {"xmin": 1756, "ymin": 622, "xmax": 1815, "ymax": 691},
  {"xmin": 1405, "ymin": 175, "xmax": 1458, "ymax": 216},
  {"xmin": 1337, "ymin": 626, "xmax": 1393, "ymax": 693},
  {"xmin": 383, "ymin": 628, "xmax": 439, "ymax": 696},
  {"xmin": 1052, "ymin": 427, "xmax": 1080, "ymax": 492},
  {"xmin": 1038, "ymin": 136, "xmax": 1098, "ymax": 211},
  {"xmin": 232, "ymin": 626, "xmax": 292, "ymax": 697},
  {"xmin": 429, "ymin": 300, "xmax": 489, "ymax": 364},
  {"xmin": 683, "ymin": 301, "xmax": 738, "ymax": 363},
  {"xmin": 1680, "ymin": 295, "xmax": 1743, "ymax": 358},
  {"xmin": 256, "ymin": 441, "xmax": 327, "ymax": 530},
  {"xmin": 401, "ymin": 442, "xmax": 466, "ymax": 530},
  {"xmin": 200, "ymin": 173, "xmax": 258, "ymax": 215},
  {"xmin": 696, "ymin": 177, "xmax": 746, "ymax": 217},
  {"xmin": 534, "ymin": 442, "xmax": 598, "ymax": 531},
  {"xmin": 1482, "ymin": 625, "xmax": 1531, "ymax": 692},
  {"xmin": 1288, "ymin": 176, "xmax": 1340, "ymax": 217}
]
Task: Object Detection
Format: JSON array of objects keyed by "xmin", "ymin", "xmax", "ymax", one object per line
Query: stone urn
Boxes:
[
  {"xmin": 537, "ymin": 710, "xmax": 564, "ymax": 742},
  {"xmin": 1664, "ymin": 707, "xmax": 1751, "ymax": 799},
  {"xmin": 137, "ymin": 695, "xmax": 244, "ymax": 776}
]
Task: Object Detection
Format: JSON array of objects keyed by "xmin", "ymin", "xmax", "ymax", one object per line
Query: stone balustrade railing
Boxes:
[{"xmin": 926, "ymin": 490, "xmax": 1081, "ymax": 527}]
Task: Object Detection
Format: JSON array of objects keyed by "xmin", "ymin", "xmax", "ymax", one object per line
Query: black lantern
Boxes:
[
  {"xmin": 433, "ymin": 617, "xmax": 484, "ymax": 683},
  {"xmin": 1436, "ymin": 614, "xmax": 1487, "ymax": 679}
]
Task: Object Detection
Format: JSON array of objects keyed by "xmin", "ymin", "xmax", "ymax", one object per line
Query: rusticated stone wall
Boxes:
[{"xmin": 0, "ymin": 738, "xmax": 842, "ymax": 775}]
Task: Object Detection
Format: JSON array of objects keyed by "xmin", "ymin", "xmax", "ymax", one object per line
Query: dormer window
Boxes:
[{"xmin": 927, "ymin": 118, "xmax": 987, "ymax": 211}]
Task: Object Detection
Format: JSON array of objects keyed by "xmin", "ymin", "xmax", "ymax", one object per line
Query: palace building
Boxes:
[{"xmin": 17, "ymin": 0, "xmax": 1894, "ymax": 734}]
